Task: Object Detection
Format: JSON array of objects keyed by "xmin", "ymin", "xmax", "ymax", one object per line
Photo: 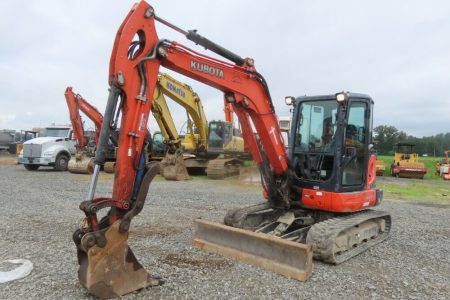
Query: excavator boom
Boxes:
[{"xmin": 152, "ymin": 80, "xmax": 190, "ymax": 180}]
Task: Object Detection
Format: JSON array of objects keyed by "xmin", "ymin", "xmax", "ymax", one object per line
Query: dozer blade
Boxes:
[
  {"xmin": 160, "ymin": 152, "xmax": 190, "ymax": 180},
  {"xmin": 193, "ymin": 219, "xmax": 313, "ymax": 281},
  {"xmin": 77, "ymin": 221, "xmax": 161, "ymax": 298},
  {"xmin": 68, "ymin": 156, "xmax": 94, "ymax": 174}
]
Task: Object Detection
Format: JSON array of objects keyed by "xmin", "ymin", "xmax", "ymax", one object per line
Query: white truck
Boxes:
[
  {"xmin": 18, "ymin": 126, "xmax": 76, "ymax": 171},
  {"xmin": 278, "ymin": 116, "xmax": 292, "ymax": 148}
]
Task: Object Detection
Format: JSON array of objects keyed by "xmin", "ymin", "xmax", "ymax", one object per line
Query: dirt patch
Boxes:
[
  {"xmin": 130, "ymin": 225, "xmax": 183, "ymax": 238},
  {"xmin": 161, "ymin": 252, "xmax": 233, "ymax": 269},
  {"xmin": 427, "ymin": 228, "xmax": 450, "ymax": 238},
  {"xmin": 0, "ymin": 156, "xmax": 17, "ymax": 165},
  {"xmin": 410, "ymin": 202, "xmax": 450, "ymax": 209}
]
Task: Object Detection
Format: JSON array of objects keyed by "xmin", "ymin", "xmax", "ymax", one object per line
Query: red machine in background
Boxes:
[
  {"xmin": 73, "ymin": 2, "xmax": 391, "ymax": 298},
  {"xmin": 64, "ymin": 87, "xmax": 117, "ymax": 173},
  {"xmin": 436, "ymin": 150, "xmax": 450, "ymax": 180}
]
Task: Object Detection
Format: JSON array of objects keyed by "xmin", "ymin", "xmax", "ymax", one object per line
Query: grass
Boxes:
[
  {"xmin": 377, "ymin": 178, "xmax": 449, "ymax": 203},
  {"xmin": 376, "ymin": 155, "xmax": 450, "ymax": 204}
]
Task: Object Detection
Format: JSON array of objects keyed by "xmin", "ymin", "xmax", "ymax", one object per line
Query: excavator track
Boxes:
[
  {"xmin": 104, "ymin": 161, "xmax": 116, "ymax": 173},
  {"xmin": 206, "ymin": 158, "xmax": 242, "ymax": 179},
  {"xmin": 306, "ymin": 210, "xmax": 391, "ymax": 264}
]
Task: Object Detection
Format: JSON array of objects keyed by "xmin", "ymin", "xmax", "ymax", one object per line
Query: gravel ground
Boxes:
[{"xmin": 0, "ymin": 164, "xmax": 449, "ymax": 299}]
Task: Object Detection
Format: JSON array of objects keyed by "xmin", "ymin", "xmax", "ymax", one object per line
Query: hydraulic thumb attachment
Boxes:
[{"xmin": 73, "ymin": 161, "xmax": 163, "ymax": 298}]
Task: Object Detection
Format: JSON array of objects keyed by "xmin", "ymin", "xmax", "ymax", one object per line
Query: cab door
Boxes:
[{"xmin": 341, "ymin": 100, "xmax": 370, "ymax": 190}]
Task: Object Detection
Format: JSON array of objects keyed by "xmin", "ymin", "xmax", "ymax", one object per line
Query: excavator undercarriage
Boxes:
[
  {"xmin": 196, "ymin": 202, "xmax": 391, "ymax": 262},
  {"xmin": 205, "ymin": 157, "xmax": 243, "ymax": 179}
]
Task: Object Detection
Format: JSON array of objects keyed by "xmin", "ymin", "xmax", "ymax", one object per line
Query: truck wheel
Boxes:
[
  {"xmin": 54, "ymin": 154, "xmax": 69, "ymax": 171},
  {"xmin": 24, "ymin": 164, "xmax": 39, "ymax": 171}
]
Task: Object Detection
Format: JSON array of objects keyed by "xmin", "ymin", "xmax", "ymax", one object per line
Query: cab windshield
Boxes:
[
  {"xmin": 294, "ymin": 100, "xmax": 337, "ymax": 154},
  {"xmin": 41, "ymin": 128, "xmax": 70, "ymax": 138}
]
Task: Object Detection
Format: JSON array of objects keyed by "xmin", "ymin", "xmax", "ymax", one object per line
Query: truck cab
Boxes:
[{"xmin": 18, "ymin": 126, "xmax": 76, "ymax": 171}]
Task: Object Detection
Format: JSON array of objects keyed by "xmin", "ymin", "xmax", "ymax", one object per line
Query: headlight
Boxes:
[
  {"xmin": 285, "ymin": 96, "xmax": 295, "ymax": 105},
  {"xmin": 336, "ymin": 92, "xmax": 348, "ymax": 102}
]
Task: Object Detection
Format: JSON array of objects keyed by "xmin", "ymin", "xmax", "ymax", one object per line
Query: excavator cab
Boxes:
[
  {"xmin": 148, "ymin": 131, "xmax": 165, "ymax": 158},
  {"xmin": 207, "ymin": 121, "xmax": 232, "ymax": 154},
  {"xmin": 205, "ymin": 121, "xmax": 246, "ymax": 179},
  {"xmin": 289, "ymin": 93, "xmax": 378, "ymax": 196}
]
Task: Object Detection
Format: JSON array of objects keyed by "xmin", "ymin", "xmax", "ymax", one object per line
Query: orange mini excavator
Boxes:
[
  {"xmin": 65, "ymin": 87, "xmax": 118, "ymax": 174},
  {"xmin": 73, "ymin": 2, "xmax": 391, "ymax": 298}
]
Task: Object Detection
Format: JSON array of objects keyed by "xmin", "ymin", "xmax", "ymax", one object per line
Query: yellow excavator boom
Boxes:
[
  {"xmin": 158, "ymin": 73, "xmax": 209, "ymax": 153},
  {"xmin": 152, "ymin": 87, "xmax": 181, "ymax": 152}
]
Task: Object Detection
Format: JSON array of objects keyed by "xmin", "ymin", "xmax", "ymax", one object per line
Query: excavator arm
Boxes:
[
  {"xmin": 74, "ymin": 2, "xmax": 298, "ymax": 298},
  {"xmin": 103, "ymin": 2, "xmax": 289, "ymax": 198}
]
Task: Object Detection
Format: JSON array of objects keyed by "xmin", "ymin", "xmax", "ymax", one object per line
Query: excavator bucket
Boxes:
[
  {"xmin": 193, "ymin": 219, "xmax": 313, "ymax": 281},
  {"xmin": 68, "ymin": 153, "xmax": 94, "ymax": 174},
  {"xmin": 103, "ymin": 162, "xmax": 116, "ymax": 173},
  {"xmin": 76, "ymin": 221, "xmax": 161, "ymax": 298},
  {"xmin": 160, "ymin": 152, "xmax": 190, "ymax": 180},
  {"xmin": 75, "ymin": 162, "xmax": 163, "ymax": 298}
]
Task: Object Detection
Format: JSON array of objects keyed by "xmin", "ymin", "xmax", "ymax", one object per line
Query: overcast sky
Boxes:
[{"xmin": 0, "ymin": 0, "xmax": 449, "ymax": 137}]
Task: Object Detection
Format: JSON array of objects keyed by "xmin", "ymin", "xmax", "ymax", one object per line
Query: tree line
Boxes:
[{"xmin": 373, "ymin": 125, "xmax": 450, "ymax": 156}]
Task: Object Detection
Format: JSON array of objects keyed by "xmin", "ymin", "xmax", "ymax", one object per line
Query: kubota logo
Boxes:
[{"xmin": 191, "ymin": 61, "xmax": 224, "ymax": 79}]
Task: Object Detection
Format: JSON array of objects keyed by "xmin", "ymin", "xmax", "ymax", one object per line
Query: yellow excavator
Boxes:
[
  {"xmin": 104, "ymin": 73, "xmax": 247, "ymax": 179},
  {"xmin": 157, "ymin": 73, "xmax": 247, "ymax": 179},
  {"xmin": 151, "ymin": 81, "xmax": 190, "ymax": 180},
  {"xmin": 103, "ymin": 77, "xmax": 190, "ymax": 180}
]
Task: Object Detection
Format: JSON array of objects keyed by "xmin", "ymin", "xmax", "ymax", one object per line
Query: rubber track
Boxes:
[{"xmin": 306, "ymin": 210, "xmax": 391, "ymax": 264}]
